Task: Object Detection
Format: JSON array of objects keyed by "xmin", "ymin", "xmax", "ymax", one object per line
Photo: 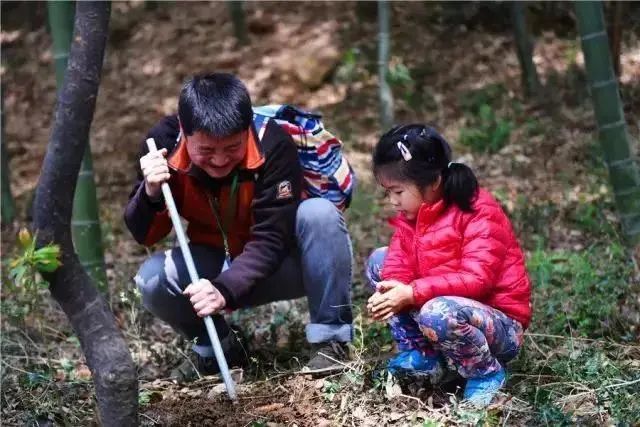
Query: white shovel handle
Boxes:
[{"xmin": 145, "ymin": 138, "xmax": 237, "ymax": 401}]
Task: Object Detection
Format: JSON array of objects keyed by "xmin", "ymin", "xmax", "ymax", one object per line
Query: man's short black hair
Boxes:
[{"xmin": 178, "ymin": 73, "xmax": 253, "ymax": 137}]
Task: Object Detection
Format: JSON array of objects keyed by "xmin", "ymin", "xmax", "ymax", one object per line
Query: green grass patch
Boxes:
[
  {"xmin": 459, "ymin": 84, "xmax": 514, "ymax": 154},
  {"xmin": 528, "ymin": 240, "xmax": 635, "ymax": 340}
]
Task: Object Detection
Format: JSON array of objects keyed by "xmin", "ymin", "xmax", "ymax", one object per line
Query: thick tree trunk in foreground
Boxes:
[
  {"xmin": 575, "ymin": 1, "xmax": 640, "ymax": 248},
  {"xmin": 32, "ymin": 2, "xmax": 138, "ymax": 425}
]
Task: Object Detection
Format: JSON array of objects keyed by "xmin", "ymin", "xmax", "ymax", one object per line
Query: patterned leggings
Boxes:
[{"xmin": 366, "ymin": 247, "xmax": 524, "ymax": 379}]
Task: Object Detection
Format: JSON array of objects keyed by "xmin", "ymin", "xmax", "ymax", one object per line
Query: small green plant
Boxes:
[
  {"xmin": 3, "ymin": 228, "xmax": 61, "ymax": 319},
  {"xmin": 459, "ymin": 83, "xmax": 506, "ymax": 114},
  {"xmin": 354, "ymin": 313, "xmax": 393, "ymax": 355},
  {"xmin": 534, "ymin": 404, "xmax": 574, "ymax": 426},
  {"xmin": 322, "ymin": 379, "xmax": 341, "ymax": 401},
  {"xmin": 387, "ymin": 60, "xmax": 422, "ymax": 109},
  {"xmin": 458, "ymin": 83, "xmax": 513, "ymax": 154},
  {"xmin": 387, "ymin": 62, "xmax": 412, "ymax": 88},
  {"xmin": 459, "ymin": 104, "xmax": 513, "ymax": 154},
  {"xmin": 138, "ymin": 390, "xmax": 162, "ymax": 407},
  {"xmin": 507, "ymin": 195, "xmax": 558, "ymax": 247},
  {"xmin": 525, "ymin": 117, "xmax": 545, "ymax": 138},
  {"xmin": 335, "ymin": 48, "xmax": 363, "ymax": 84},
  {"xmin": 567, "ymin": 199, "xmax": 617, "ymax": 238}
]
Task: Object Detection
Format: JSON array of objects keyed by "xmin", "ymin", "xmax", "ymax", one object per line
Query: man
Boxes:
[{"xmin": 124, "ymin": 73, "xmax": 353, "ymax": 381}]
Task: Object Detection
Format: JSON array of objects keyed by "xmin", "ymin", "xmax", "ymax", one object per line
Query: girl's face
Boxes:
[
  {"xmin": 379, "ymin": 176, "xmax": 442, "ymax": 221},
  {"xmin": 381, "ymin": 177, "xmax": 422, "ymax": 220}
]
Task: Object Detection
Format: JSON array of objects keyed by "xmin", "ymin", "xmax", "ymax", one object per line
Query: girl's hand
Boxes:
[{"xmin": 367, "ymin": 280, "xmax": 415, "ymax": 321}]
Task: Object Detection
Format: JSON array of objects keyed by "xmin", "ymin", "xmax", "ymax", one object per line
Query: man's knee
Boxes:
[
  {"xmin": 134, "ymin": 252, "xmax": 167, "ymax": 308},
  {"xmin": 366, "ymin": 247, "xmax": 388, "ymax": 290},
  {"xmin": 296, "ymin": 198, "xmax": 344, "ymax": 236},
  {"xmin": 418, "ymin": 297, "xmax": 459, "ymax": 343}
]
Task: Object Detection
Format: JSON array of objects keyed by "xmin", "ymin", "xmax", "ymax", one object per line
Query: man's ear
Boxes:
[{"xmin": 177, "ymin": 117, "xmax": 185, "ymax": 142}]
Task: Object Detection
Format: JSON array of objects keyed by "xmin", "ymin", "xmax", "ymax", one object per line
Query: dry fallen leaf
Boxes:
[
  {"xmin": 75, "ymin": 364, "xmax": 92, "ymax": 381},
  {"xmin": 254, "ymin": 403, "xmax": 285, "ymax": 414}
]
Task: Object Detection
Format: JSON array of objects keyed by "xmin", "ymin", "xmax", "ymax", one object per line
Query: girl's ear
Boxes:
[
  {"xmin": 422, "ymin": 175, "xmax": 443, "ymax": 201},
  {"xmin": 431, "ymin": 175, "xmax": 443, "ymax": 191}
]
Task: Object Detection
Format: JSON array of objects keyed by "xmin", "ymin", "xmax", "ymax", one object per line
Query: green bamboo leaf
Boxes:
[
  {"xmin": 9, "ymin": 264, "xmax": 27, "ymax": 282},
  {"xmin": 33, "ymin": 245, "xmax": 61, "ymax": 261},
  {"xmin": 36, "ymin": 258, "xmax": 61, "ymax": 273},
  {"xmin": 11, "ymin": 265, "xmax": 28, "ymax": 286},
  {"xmin": 17, "ymin": 228, "xmax": 33, "ymax": 249}
]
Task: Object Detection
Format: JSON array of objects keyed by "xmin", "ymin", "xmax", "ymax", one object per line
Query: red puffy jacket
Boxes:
[{"xmin": 381, "ymin": 189, "xmax": 532, "ymax": 328}]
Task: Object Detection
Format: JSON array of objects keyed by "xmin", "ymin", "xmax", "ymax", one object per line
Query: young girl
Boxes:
[{"xmin": 366, "ymin": 124, "xmax": 531, "ymax": 406}]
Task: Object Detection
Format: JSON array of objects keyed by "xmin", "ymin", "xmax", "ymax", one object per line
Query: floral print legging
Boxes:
[{"xmin": 366, "ymin": 247, "xmax": 524, "ymax": 379}]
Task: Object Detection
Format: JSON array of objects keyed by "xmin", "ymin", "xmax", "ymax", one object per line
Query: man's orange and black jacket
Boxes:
[{"xmin": 124, "ymin": 116, "xmax": 303, "ymax": 308}]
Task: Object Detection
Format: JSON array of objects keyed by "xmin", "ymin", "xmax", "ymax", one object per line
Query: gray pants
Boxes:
[{"xmin": 134, "ymin": 198, "xmax": 353, "ymax": 357}]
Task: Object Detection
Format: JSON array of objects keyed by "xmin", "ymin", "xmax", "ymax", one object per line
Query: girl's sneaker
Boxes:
[
  {"xmin": 387, "ymin": 349, "xmax": 446, "ymax": 384},
  {"xmin": 463, "ymin": 368, "xmax": 506, "ymax": 406}
]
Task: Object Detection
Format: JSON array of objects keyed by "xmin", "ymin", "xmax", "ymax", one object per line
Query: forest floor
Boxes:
[{"xmin": 2, "ymin": 2, "xmax": 640, "ymax": 426}]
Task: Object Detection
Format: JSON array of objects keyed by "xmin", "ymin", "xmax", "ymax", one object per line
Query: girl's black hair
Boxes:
[{"xmin": 372, "ymin": 124, "xmax": 479, "ymax": 212}]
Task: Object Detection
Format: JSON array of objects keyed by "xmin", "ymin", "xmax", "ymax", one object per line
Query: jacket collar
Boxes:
[
  {"xmin": 416, "ymin": 198, "xmax": 447, "ymax": 228},
  {"xmin": 388, "ymin": 198, "xmax": 448, "ymax": 233},
  {"xmin": 167, "ymin": 124, "xmax": 265, "ymax": 176}
]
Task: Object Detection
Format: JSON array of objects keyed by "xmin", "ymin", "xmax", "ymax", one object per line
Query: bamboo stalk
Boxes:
[
  {"xmin": 227, "ymin": 1, "xmax": 248, "ymax": 46},
  {"xmin": 1, "ymin": 84, "xmax": 15, "ymax": 225},
  {"xmin": 378, "ymin": 0, "xmax": 394, "ymax": 129},
  {"xmin": 48, "ymin": 0, "xmax": 108, "ymax": 292},
  {"xmin": 511, "ymin": 1, "xmax": 541, "ymax": 97},
  {"xmin": 575, "ymin": 1, "xmax": 640, "ymax": 246}
]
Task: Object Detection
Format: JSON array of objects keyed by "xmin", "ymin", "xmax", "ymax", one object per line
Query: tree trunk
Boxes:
[
  {"xmin": 48, "ymin": 0, "xmax": 108, "ymax": 292},
  {"xmin": 511, "ymin": 1, "xmax": 541, "ymax": 98},
  {"xmin": 575, "ymin": 1, "xmax": 640, "ymax": 247},
  {"xmin": 227, "ymin": 1, "xmax": 248, "ymax": 46},
  {"xmin": 33, "ymin": 2, "xmax": 138, "ymax": 425},
  {"xmin": 378, "ymin": 0, "xmax": 394, "ymax": 129},
  {"xmin": 1, "ymin": 84, "xmax": 16, "ymax": 225}
]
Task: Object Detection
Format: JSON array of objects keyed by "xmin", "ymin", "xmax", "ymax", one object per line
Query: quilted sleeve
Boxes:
[{"xmin": 381, "ymin": 228, "xmax": 416, "ymax": 284}]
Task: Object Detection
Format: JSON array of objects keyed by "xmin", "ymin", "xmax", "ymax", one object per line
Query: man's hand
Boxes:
[
  {"xmin": 367, "ymin": 280, "xmax": 415, "ymax": 321},
  {"xmin": 140, "ymin": 148, "xmax": 170, "ymax": 199},
  {"xmin": 183, "ymin": 279, "xmax": 226, "ymax": 317}
]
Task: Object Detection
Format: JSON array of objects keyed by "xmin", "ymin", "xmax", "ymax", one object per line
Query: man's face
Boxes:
[{"xmin": 185, "ymin": 130, "xmax": 249, "ymax": 178}]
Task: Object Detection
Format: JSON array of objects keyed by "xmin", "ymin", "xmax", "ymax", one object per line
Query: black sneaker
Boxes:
[
  {"xmin": 304, "ymin": 341, "xmax": 350, "ymax": 373},
  {"xmin": 170, "ymin": 332, "xmax": 247, "ymax": 383}
]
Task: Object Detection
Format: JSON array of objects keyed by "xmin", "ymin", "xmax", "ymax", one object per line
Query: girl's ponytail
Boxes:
[{"xmin": 442, "ymin": 162, "xmax": 478, "ymax": 212}]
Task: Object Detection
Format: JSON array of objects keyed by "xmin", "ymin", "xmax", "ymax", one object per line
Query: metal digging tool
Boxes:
[{"xmin": 145, "ymin": 138, "xmax": 237, "ymax": 401}]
